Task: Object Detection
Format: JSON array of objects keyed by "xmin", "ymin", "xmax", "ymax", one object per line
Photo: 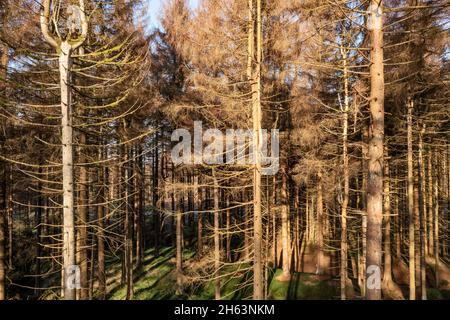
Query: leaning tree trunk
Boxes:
[{"xmin": 366, "ymin": 0, "xmax": 385, "ymax": 300}]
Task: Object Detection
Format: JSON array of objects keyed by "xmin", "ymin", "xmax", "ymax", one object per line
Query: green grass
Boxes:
[
  {"xmin": 191, "ymin": 263, "xmax": 252, "ymax": 300},
  {"xmin": 106, "ymin": 249, "xmax": 338, "ymax": 300},
  {"xmin": 106, "ymin": 250, "xmax": 449, "ymax": 300},
  {"xmin": 268, "ymin": 269, "xmax": 337, "ymax": 300},
  {"xmin": 106, "ymin": 247, "xmax": 255, "ymax": 300},
  {"xmin": 108, "ymin": 247, "xmax": 189, "ymax": 300}
]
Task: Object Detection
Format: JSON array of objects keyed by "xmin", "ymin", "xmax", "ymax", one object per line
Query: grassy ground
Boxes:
[
  {"xmin": 105, "ymin": 247, "xmax": 449, "ymax": 300},
  {"xmin": 267, "ymin": 270, "xmax": 337, "ymax": 300},
  {"xmin": 107, "ymin": 246, "xmax": 252, "ymax": 300},
  {"xmin": 108, "ymin": 247, "xmax": 194, "ymax": 300},
  {"xmin": 106, "ymin": 247, "xmax": 337, "ymax": 300}
]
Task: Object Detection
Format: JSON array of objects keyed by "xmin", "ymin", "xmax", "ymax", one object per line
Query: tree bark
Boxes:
[
  {"xmin": 60, "ymin": 41, "xmax": 76, "ymax": 300},
  {"xmin": 317, "ymin": 173, "xmax": 325, "ymax": 275},
  {"xmin": 0, "ymin": 27, "xmax": 9, "ymax": 300},
  {"xmin": 433, "ymin": 149, "xmax": 439, "ymax": 288},
  {"xmin": 123, "ymin": 145, "xmax": 133, "ymax": 300},
  {"xmin": 249, "ymin": 0, "xmax": 264, "ymax": 300},
  {"xmin": 78, "ymin": 132, "xmax": 89, "ymax": 300},
  {"xmin": 136, "ymin": 145, "xmax": 144, "ymax": 269},
  {"xmin": 97, "ymin": 140, "xmax": 106, "ymax": 299},
  {"xmin": 418, "ymin": 124, "xmax": 427, "ymax": 300},
  {"xmin": 195, "ymin": 174, "xmax": 202, "ymax": 258},
  {"xmin": 0, "ymin": 148, "xmax": 6, "ymax": 301},
  {"xmin": 366, "ymin": 0, "xmax": 385, "ymax": 300},
  {"xmin": 213, "ymin": 172, "xmax": 221, "ymax": 300},
  {"xmin": 279, "ymin": 166, "xmax": 290, "ymax": 281},
  {"xmin": 175, "ymin": 179, "xmax": 183, "ymax": 294},
  {"xmin": 340, "ymin": 43, "xmax": 349, "ymax": 299},
  {"xmin": 407, "ymin": 97, "xmax": 416, "ymax": 300},
  {"xmin": 381, "ymin": 147, "xmax": 401, "ymax": 298},
  {"xmin": 226, "ymin": 195, "xmax": 231, "ymax": 262},
  {"xmin": 427, "ymin": 150, "xmax": 434, "ymax": 255}
]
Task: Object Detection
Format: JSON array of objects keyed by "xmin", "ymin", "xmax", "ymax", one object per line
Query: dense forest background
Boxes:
[{"xmin": 0, "ymin": 0, "xmax": 449, "ymax": 300}]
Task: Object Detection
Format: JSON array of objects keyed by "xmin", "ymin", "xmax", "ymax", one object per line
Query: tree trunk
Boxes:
[
  {"xmin": 7, "ymin": 167, "xmax": 12, "ymax": 270},
  {"xmin": 407, "ymin": 97, "xmax": 416, "ymax": 300},
  {"xmin": 0, "ymin": 34, "xmax": 9, "ymax": 299},
  {"xmin": 0, "ymin": 152, "xmax": 6, "ymax": 301},
  {"xmin": 317, "ymin": 173, "xmax": 325, "ymax": 275},
  {"xmin": 272, "ymin": 175, "xmax": 277, "ymax": 266},
  {"xmin": 359, "ymin": 126, "xmax": 369, "ymax": 297},
  {"xmin": 279, "ymin": 166, "xmax": 290, "ymax": 281},
  {"xmin": 427, "ymin": 150, "xmax": 434, "ymax": 256},
  {"xmin": 78, "ymin": 132, "xmax": 89, "ymax": 300},
  {"xmin": 340, "ymin": 43, "xmax": 349, "ymax": 299},
  {"xmin": 124, "ymin": 146, "xmax": 133, "ymax": 300},
  {"xmin": 418, "ymin": 125, "xmax": 427, "ymax": 300},
  {"xmin": 366, "ymin": 0, "xmax": 385, "ymax": 300},
  {"xmin": 97, "ymin": 142, "xmax": 106, "ymax": 299},
  {"xmin": 382, "ymin": 147, "xmax": 403, "ymax": 299},
  {"xmin": 414, "ymin": 162, "xmax": 421, "ymax": 296},
  {"xmin": 226, "ymin": 194, "xmax": 231, "ymax": 262},
  {"xmin": 60, "ymin": 41, "xmax": 76, "ymax": 300},
  {"xmin": 175, "ymin": 180, "xmax": 183, "ymax": 294},
  {"xmin": 433, "ymin": 149, "xmax": 439, "ymax": 288},
  {"xmin": 136, "ymin": 145, "xmax": 144, "ymax": 269},
  {"xmin": 152, "ymin": 140, "xmax": 160, "ymax": 257},
  {"xmin": 35, "ymin": 171, "xmax": 42, "ymax": 295},
  {"xmin": 195, "ymin": 174, "xmax": 202, "ymax": 258},
  {"xmin": 213, "ymin": 173, "xmax": 221, "ymax": 300},
  {"xmin": 249, "ymin": 0, "xmax": 264, "ymax": 300}
]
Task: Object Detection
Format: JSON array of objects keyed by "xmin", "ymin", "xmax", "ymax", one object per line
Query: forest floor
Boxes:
[
  {"xmin": 105, "ymin": 247, "xmax": 450, "ymax": 300},
  {"xmin": 106, "ymin": 247, "xmax": 343, "ymax": 300}
]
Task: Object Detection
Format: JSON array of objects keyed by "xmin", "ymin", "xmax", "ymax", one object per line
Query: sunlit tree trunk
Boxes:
[
  {"xmin": 40, "ymin": 0, "xmax": 88, "ymax": 300},
  {"xmin": 279, "ymin": 166, "xmax": 290, "ymax": 281},
  {"xmin": 433, "ymin": 149, "xmax": 439, "ymax": 287},
  {"xmin": 60, "ymin": 41, "xmax": 76, "ymax": 300},
  {"xmin": 248, "ymin": 0, "xmax": 264, "ymax": 299},
  {"xmin": 317, "ymin": 173, "xmax": 325, "ymax": 275},
  {"xmin": 366, "ymin": 0, "xmax": 385, "ymax": 300}
]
